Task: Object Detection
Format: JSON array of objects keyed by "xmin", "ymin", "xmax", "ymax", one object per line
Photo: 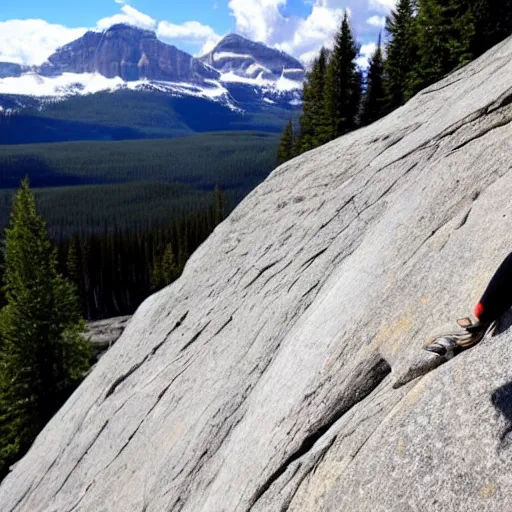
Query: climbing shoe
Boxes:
[{"xmin": 423, "ymin": 317, "xmax": 492, "ymax": 358}]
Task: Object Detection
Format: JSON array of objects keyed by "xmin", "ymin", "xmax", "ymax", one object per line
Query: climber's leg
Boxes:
[
  {"xmin": 424, "ymin": 252, "xmax": 512, "ymax": 357},
  {"xmin": 473, "ymin": 252, "xmax": 512, "ymax": 326}
]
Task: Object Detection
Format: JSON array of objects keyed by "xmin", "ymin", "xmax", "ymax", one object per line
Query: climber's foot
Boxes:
[{"xmin": 423, "ymin": 318, "xmax": 491, "ymax": 358}]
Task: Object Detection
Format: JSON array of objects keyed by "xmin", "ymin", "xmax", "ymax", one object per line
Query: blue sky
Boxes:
[{"xmin": 0, "ymin": 0, "xmax": 396, "ymax": 66}]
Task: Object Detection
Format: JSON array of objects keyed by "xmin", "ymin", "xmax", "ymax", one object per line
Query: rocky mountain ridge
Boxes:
[
  {"xmin": 1, "ymin": 32, "xmax": 512, "ymax": 512},
  {"xmin": 200, "ymin": 33, "xmax": 305, "ymax": 81},
  {"xmin": 0, "ymin": 25, "xmax": 303, "ymax": 129},
  {"xmin": 36, "ymin": 24, "xmax": 219, "ymax": 83}
]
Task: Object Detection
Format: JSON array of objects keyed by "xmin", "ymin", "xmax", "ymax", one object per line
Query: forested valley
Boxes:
[{"xmin": 0, "ymin": 132, "xmax": 279, "ymax": 319}]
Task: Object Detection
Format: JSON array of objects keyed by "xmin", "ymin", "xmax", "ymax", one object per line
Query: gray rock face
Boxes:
[
  {"xmin": 2, "ymin": 37, "xmax": 512, "ymax": 512},
  {"xmin": 85, "ymin": 316, "xmax": 131, "ymax": 353},
  {"xmin": 0, "ymin": 62, "xmax": 23, "ymax": 78},
  {"xmin": 200, "ymin": 33, "xmax": 305, "ymax": 81},
  {"xmin": 38, "ymin": 24, "xmax": 219, "ymax": 82}
]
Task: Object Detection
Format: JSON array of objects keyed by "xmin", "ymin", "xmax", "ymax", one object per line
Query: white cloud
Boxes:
[
  {"xmin": 225, "ymin": 0, "xmax": 397, "ymax": 64},
  {"xmin": 366, "ymin": 15, "xmax": 386, "ymax": 27},
  {"xmin": 158, "ymin": 20, "xmax": 217, "ymax": 40},
  {"xmin": 368, "ymin": 0, "xmax": 397, "ymax": 13},
  {"xmin": 228, "ymin": 0, "xmax": 287, "ymax": 43},
  {"xmin": 157, "ymin": 20, "xmax": 221, "ymax": 55},
  {"xmin": 227, "ymin": 0, "xmax": 345, "ymax": 63},
  {"xmin": 0, "ymin": 0, "xmax": 398, "ymax": 68},
  {"xmin": 0, "ymin": 4, "xmax": 157, "ymax": 67},
  {"xmin": 0, "ymin": 19, "xmax": 87, "ymax": 65},
  {"xmin": 96, "ymin": 5, "xmax": 157, "ymax": 31},
  {"xmin": 357, "ymin": 42, "xmax": 377, "ymax": 67}
]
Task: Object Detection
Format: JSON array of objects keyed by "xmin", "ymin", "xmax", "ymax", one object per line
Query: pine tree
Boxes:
[
  {"xmin": 361, "ymin": 35, "xmax": 387, "ymax": 126},
  {"xmin": 385, "ymin": 0, "xmax": 418, "ymax": 110},
  {"xmin": 66, "ymin": 236, "xmax": 80, "ymax": 284},
  {"xmin": 160, "ymin": 244, "xmax": 178, "ymax": 285},
  {"xmin": 468, "ymin": 0, "xmax": 512, "ymax": 58},
  {"xmin": 150, "ymin": 256, "xmax": 163, "ymax": 291},
  {"xmin": 0, "ymin": 179, "xmax": 92, "ymax": 478},
  {"xmin": 151, "ymin": 243, "xmax": 179, "ymax": 290},
  {"xmin": 323, "ymin": 12, "xmax": 361, "ymax": 140},
  {"xmin": 409, "ymin": 0, "xmax": 475, "ymax": 96},
  {"xmin": 298, "ymin": 48, "xmax": 329, "ymax": 152},
  {"xmin": 276, "ymin": 120, "xmax": 295, "ymax": 166},
  {"xmin": 214, "ymin": 184, "xmax": 224, "ymax": 227}
]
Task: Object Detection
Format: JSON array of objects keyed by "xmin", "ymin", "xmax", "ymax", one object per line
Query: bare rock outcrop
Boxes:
[
  {"xmin": 85, "ymin": 316, "xmax": 131, "ymax": 355},
  {"xmin": 2, "ymin": 37, "xmax": 512, "ymax": 512},
  {"xmin": 200, "ymin": 33, "xmax": 305, "ymax": 81},
  {"xmin": 0, "ymin": 62, "xmax": 23, "ymax": 78},
  {"xmin": 38, "ymin": 24, "xmax": 219, "ymax": 82}
]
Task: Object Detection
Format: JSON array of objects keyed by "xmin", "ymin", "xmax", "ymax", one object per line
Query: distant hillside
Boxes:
[
  {"xmin": 0, "ymin": 25, "xmax": 303, "ymax": 144},
  {"xmin": 0, "ymin": 89, "xmax": 299, "ymax": 145},
  {"xmin": 0, "ymin": 131, "xmax": 279, "ymax": 236}
]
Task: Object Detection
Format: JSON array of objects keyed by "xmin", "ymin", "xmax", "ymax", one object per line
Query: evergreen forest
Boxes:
[
  {"xmin": 277, "ymin": 0, "xmax": 512, "ymax": 163},
  {"xmin": 0, "ymin": 132, "xmax": 279, "ymax": 319}
]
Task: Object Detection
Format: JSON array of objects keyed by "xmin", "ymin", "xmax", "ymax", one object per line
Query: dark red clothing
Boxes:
[{"xmin": 475, "ymin": 252, "xmax": 512, "ymax": 323}]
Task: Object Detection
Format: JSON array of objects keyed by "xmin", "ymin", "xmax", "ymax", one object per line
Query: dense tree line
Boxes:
[
  {"xmin": 55, "ymin": 185, "xmax": 225, "ymax": 319},
  {"xmin": 0, "ymin": 132, "xmax": 278, "ymax": 239},
  {"xmin": 0, "ymin": 181, "xmax": 92, "ymax": 480},
  {"xmin": 0, "ymin": 132, "xmax": 278, "ymax": 196},
  {"xmin": 277, "ymin": 1, "xmax": 512, "ymax": 164},
  {"xmin": 0, "ymin": 178, "xmax": 223, "ymax": 478}
]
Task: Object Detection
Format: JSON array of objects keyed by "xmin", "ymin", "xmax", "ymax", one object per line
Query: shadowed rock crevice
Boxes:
[
  {"xmin": 249, "ymin": 356, "xmax": 391, "ymax": 508},
  {"xmin": 104, "ymin": 359, "xmax": 149, "ymax": 399},
  {"xmin": 393, "ymin": 356, "xmax": 447, "ymax": 390},
  {"xmin": 450, "ymin": 117, "xmax": 512, "ymax": 153},
  {"xmin": 244, "ymin": 260, "xmax": 283, "ymax": 289},
  {"xmin": 50, "ymin": 420, "xmax": 110, "ymax": 500},
  {"xmin": 214, "ymin": 316, "xmax": 233, "ymax": 336},
  {"xmin": 105, "ymin": 311, "xmax": 189, "ymax": 399},
  {"xmin": 180, "ymin": 321, "xmax": 211, "ymax": 352},
  {"xmin": 492, "ymin": 381, "xmax": 512, "ymax": 450},
  {"xmin": 66, "ymin": 361, "xmax": 196, "ymax": 512}
]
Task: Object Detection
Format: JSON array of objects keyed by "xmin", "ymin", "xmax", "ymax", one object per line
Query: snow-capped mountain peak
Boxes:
[
  {"xmin": 200, "ymin": 33, "xmax": 305, "ymax": 82},
  {"xmin": 37, "ymin": 23, "xmax": 219, "ymax": 82},
  {"xmin": 0, "ymin": 25, "xmax": 303, "ymax": 115}
]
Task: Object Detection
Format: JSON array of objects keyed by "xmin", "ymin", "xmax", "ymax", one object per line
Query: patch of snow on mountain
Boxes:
[
  {"xmin": 275, "ymin": 74, "xmax": 303, "ymax": 92},
  {"xmin": 138, "ymin": 79, "xmax": 241, "ymax": 112},
  {"xmin": 213, "ymin": 52, "xmax": 254, "ymax": 62},
  {"xmin": 246, "ymin": 63, "xmax": 271, "ymax": 75},
  {"xmin": 220, "ymin": 71, "xmax": 301, "ymax": 92},
  {"xmin": 0, "ymin": 73, "xmax": 125, "ymax": 97},
  {"xmin": 0, "ymin": 72, "xmax": 242, "ymax": 112}
]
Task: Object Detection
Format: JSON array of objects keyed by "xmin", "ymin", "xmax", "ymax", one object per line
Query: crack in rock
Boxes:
[
  {"xmin": 104, "ymin": 312, "xmax": 189, "ymax": 399},
  {"xmin": 248, "ymin": 356, "xmax": 391, "ymax": 508},
  {"xmin": 180, "ymin": 321, "xmax": 211, "ymax": 353}
]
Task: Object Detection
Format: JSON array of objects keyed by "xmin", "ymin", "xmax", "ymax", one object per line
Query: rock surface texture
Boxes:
[
  {"xmin": 200, "ymin": 33, "xmax": 305, "ymax": 81},
  {"xmin": 0, "ymin": 63, "xmax": 23, "ymax": 78},
  {"xmin": 2, "ymin": 37, "xmax": 512, "ymax": 512},
  {"xmin": 38, "ymin": 24, "xmax": 219, "ymax": 82},
  {"xmin": 85, "ymin": 316, "xmax": 132, "ymax": 354}
]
